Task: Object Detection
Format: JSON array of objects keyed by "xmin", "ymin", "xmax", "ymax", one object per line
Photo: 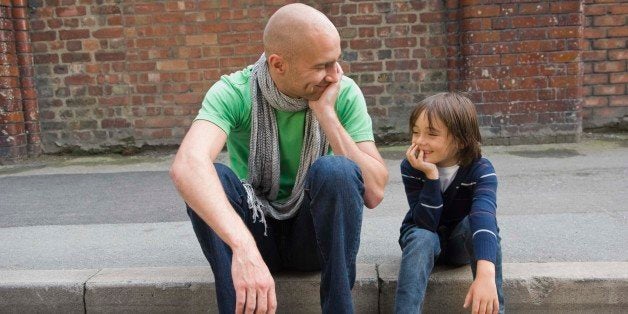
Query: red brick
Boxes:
[
  {"xmin": 609, "ymin": 4, "xmax": 628, "ymax": 14},
  {"xmin": 351, "ymin": 62, "xmax": 382, "ymax": 72},
  {"xmin": 549, "ymin": 76, "xmax": 579, "ymax": 88},
  {"xmin": 461, "ymin": 5, "xmax": 501, "ymax": 18},
  {"xmin": 466, "ymin": 55, "xmax": 500, "ymax": 67},
  {"xmin": 585, "ymin": 96, "xmax": 608, "ymax": 107},
  {"xmin": 584, "ymin": 28, "xmax": 606, "ymax": 39},
  {"xmin": 185, "ymin": 34, "xmax": 217, "ymax": 46},
  {"xmin": 549, "ymin": 51, "xmax": 579, "ymax": 63},
  {"xmin": 610, "ymin": 73, "xmax": 628, "ymax": 84},
  {"xmin": 608, "ymin": 27, "xmax": 628, "ymax": 38},
  {"xmin": 55, "ymin": 6, "xmax": 86, "ymax": 17},
  {"xmin": 218, "ymin": 33, "xmax": 249, "ymax": 45},
  {"xmin": 33, "ymin": 54, "xmax": 59, "ymax": 64},
  {"xmin": 384, "ymin": 38, "xmax": 416, "ymax": 48},
  {"xmin": 593, "ymin": 39, "xmax": 626, "ymax": 50},
  {"xmin": 512, "ymin": 16, "xmax": 537, "ymax": 28},
  {"xmin": 518, "ymin": 28, "xmax": 547, "ymax": 40},
  {"xmin": 385, "ymin": 60, "xmax": 418, "ymax": 70},
  {"xmin": 61, "ymin": 52, "xmax": 91, "ymax": 63},
  {"xmin": 593, "ymin": 15, "xmax": 624, "ymax": 27},
  {"xmin": 610, "ymin": 96, "xmax": 628, "ymax": 106},
  {"xmin": 584, "ymin": 4, "xmax": 607, "ymax": 16},
  {"xmin": 64, "ymin": 74, "xmax": 94, "ymax": 85},
  {"xmin": 475, "ymin": 79, "xmax": 499, "ymax": 91},
  {"xmin": 350, "ymin": 38, "xmax": 381, "ymax": 49},
  {"xmin": 134, "ymin": 3, "xmax": 165, "ymax": 14},
  {"xmin": 519, "ymin": 3, "xmax": 549, "ymax": 15},
  {"xmin": 550, "ymin": 1, "xmax": 581, "ymax": 14},
  {"xmin": 59, "ymin": 29, "xmax": 90, "ymax": 40},
  {"xmin": 386, "ymin": 14, "xmax": 417, "ymax": 24},
  {"xmin": 594, "ymin": 61, "xmax": 625, "ymax": 73},
  {"xmin": 549, "ymin": 27, "xmax": 580, "ymax": 39},
  {"xmin": 93, "ymin": 27, "xmax": 123, "ymax": 39},
  {"xmin": 350, "ymin": 15, "xmax": 381, "ymax": 25},
  {"xmin": 95, "ymin": 52, "xmax": 125, "ymax": 62},
  {"xmin": 419, "ymin": 12, "xmax": 445, "ymax": 23},
  {"xmin": 594, "ymin": 84, "xmax": 625, "ymax": 95},
  {"xmin": 584, "ymin": 74, "xmax": 609, "ymax": 85}
]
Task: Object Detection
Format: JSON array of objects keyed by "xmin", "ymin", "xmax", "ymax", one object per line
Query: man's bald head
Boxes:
[{"xmin": 263, "ymin": 3, "xmax": 339, "ymax": 60}]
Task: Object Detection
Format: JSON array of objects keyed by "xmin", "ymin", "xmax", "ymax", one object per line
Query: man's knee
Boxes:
[{"xmin": 307, "ymin": 156, "xmax": 363, "ymax": 192}]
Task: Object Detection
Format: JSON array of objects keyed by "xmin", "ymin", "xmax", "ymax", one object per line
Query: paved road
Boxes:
[{"xmin": 1, "ymin": 136, "xmax": 627, "ymax": 270}]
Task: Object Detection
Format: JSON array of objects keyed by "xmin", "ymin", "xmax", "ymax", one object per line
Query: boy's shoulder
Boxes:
[{"xmin": 467, "ymin": 156, "xmax": 497, "ymax": 179}]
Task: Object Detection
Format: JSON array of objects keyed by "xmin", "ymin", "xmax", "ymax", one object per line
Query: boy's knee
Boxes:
[{"xmin": 403, "ymin": 227, "xmax": 439, "ymax": 251}]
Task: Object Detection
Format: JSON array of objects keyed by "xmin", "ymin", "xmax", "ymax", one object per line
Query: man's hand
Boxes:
[
  {"xmin": 308, "ymin": 62, "xmax": 343, "ymax": 114},
  {"xmin": 406, "ymin": 143, "xmax": 438, "ymax": 180},
  {"xmin": 463, "ymin": 260, "xmax": 499, "ymax": 314},
  {"xmin": 232, "ymin": 241, "xmax": 277, "ymax": 314}
]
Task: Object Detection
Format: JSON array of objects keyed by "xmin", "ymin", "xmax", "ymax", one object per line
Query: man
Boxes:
[{"xmin": 170, "ymin": 3, "xmax": 388, "ymax": 313}]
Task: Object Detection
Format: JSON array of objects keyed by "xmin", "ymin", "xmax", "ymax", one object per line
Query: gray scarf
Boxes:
[{"xmin": 242, "ymin": 54, "xmax": 329, "ymax": 229}]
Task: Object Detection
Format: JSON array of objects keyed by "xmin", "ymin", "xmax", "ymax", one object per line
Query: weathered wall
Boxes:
[
  {"xmin": 582, "ymin": 0, "xmax": 627, "ymax": 130},
  {"xmin": 3, "ymin": 0, "xmax": 625, "ymax": 160},
  {"xmin": 447, "ymin": 0, "xmax": 584, "ymax": 145},
  {"xmin": 0, "ymin": 0, "xmax": 40, "ymax": 163}
]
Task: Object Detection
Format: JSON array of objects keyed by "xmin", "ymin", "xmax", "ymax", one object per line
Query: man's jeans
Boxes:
[
  {"xmin": 187, "ymin": 156, "xmax": 364, "ymax": 314},
  {"xmin": 394, "ymin": 218, "xmax": 505, "ymax": 313}
]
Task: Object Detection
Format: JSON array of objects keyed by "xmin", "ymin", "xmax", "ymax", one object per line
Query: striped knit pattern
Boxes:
[{"xmin": 399, "ymin": 157, "xmax": 500, "ymax": 264}]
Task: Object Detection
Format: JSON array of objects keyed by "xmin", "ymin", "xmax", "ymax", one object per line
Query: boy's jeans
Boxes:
[
  {"xmin": 395, "ymin": 218, "xmax": 505, "ymax": 313},
  {"xmin": 187, "ymin": 156, "xmax": 364, "ymax": 314}
]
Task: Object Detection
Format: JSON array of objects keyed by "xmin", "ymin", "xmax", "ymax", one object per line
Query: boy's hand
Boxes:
[
  {"xmin": 406, "ymin": 143, "xmax": 438, "ymax": 179},
  {"xmin": 463, "ymin": 260, "xmax": 499, "ymax": 314}
]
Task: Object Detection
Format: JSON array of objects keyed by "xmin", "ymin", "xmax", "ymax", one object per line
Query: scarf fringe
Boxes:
[{"xmin": 242, "ymin": 181, "xmax": 268, "ymax": 236}]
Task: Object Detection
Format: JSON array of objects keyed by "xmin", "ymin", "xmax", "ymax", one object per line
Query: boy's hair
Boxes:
[{"xmin": 409, "ymin": 92, "xmax": 482, "ymax": 167}]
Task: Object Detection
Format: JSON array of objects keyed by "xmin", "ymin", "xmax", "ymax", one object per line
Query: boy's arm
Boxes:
[
  {"xmin": 401, "ymin": 159, "xmax": 443, "ymax": 232},
  {"xmin": 464, "ymin": 260, "xmax": 499, "ymax": 314},
  {"xmin": 468, "ymin": 159, "xmax": 499, "ymax": 264},
  {"xmin": 464, "ymin": 159, "xmax": 500, "ymax": 313}
]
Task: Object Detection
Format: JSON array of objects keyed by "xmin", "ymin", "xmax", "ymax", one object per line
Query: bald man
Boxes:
[{"xmin": 171, "ymin": 3, "xmax": 388, "ymax": 313}]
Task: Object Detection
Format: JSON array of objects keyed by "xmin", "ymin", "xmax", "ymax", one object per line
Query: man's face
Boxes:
[{"xmin": 280, "ymin": 34, "xmax": 342, "ymax": 101}]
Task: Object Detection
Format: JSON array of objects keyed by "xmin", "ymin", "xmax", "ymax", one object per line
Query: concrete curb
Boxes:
[{"xmin": 1, "ymin": 262, "xmax": 626, "ymax": 313}]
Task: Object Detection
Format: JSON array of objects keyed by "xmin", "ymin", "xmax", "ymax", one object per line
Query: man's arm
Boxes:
[
  {"xmin": 309, "ymin": 65, "xmax": 388, "ymax": 209},
  {"xmin": 170, "ymin": 120, "xmax": 276, "ymax": 313}
]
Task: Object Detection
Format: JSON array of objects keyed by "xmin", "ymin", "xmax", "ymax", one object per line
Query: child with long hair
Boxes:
[{"xmin": 395, "ymin": 92, "xmax": 504, "ymax": 313}]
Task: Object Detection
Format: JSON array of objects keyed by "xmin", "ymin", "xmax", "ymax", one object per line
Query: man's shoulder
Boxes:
[{"xmin": 220, "ymin": 65, "xmax": 254, "ymax": 88}]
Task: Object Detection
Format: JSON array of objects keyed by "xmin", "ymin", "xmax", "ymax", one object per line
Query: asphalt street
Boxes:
[{"xmin": 1, "ymin": 135, "xmax": 627, "ymax": 270}]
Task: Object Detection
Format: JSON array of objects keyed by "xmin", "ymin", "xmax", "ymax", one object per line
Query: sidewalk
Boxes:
[{"xmin": 1, "ymin": 134, "xmax": 627, "ymax": 312}]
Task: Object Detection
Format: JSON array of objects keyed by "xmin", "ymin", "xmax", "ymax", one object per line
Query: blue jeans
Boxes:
[
  {"xmin": 187, "ymin": 156, "xmax": 365, "ymax": 314},
  {"xmin": 394, "ymin": 218, "xmax": 505, "ymax": 313}
]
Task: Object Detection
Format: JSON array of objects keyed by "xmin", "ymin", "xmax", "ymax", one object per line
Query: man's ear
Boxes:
[{"xmin": 267, "ymin": 54, "xmax": 286, "ymax": 74}]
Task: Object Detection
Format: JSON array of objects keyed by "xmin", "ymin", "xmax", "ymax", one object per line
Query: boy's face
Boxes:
[{"xmin": 411, "ymin": 111, "xmax": 459, "ymax": 167}]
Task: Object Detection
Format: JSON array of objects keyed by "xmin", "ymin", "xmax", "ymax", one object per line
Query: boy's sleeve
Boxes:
[
  {"xmin": 401, "ymin": 159, "xmax": 443, "ymax": 232},
  {"xmin": 468, "ymin": 159, "xmax": 499, "ymax": 264}
]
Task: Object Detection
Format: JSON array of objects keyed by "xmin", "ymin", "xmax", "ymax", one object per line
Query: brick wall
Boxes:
[
  {"xmin": 29, "ymin": 0, "xmax": 275, "ymax": 152},
  {"xmin": 0, "ymin": 0, "xmax": 40, "ymax": 164},
  {"xmin": 8, "ymin": 0, "xmax": 621, "ymax": 158},
  {"xmin": 582, "ymin": 0, "xmax": 627, "ymax": 130},
  {"xmin": 447, "ymin": 0, "xmax": 584, "ymax": 144}
]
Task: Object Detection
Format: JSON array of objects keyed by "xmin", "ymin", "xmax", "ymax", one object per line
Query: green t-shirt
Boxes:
[{"xmin": 195, "ymin": 65, "xmax": 374, "ymax": 200}]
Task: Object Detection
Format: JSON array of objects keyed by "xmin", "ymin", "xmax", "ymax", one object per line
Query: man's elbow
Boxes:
[{"xmin": 364, "ymin": 189, "xmax": 385, "ymax": 209}]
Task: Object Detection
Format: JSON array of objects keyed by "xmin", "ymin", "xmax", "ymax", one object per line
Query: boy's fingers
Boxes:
[
  {"xmin": 492, "ymin": 298, "xmax": 499, "ymax": 314},
  {"xmin": 480, "ymin": 299, "xmax": 488, "ymax": 314},
  {"xmin": 463, "ymin": 289, "xmax": 472, "ymax": 308},
  {"xmin": 472, "ymin": 297, "xmax": 480, "ymax": 314}
]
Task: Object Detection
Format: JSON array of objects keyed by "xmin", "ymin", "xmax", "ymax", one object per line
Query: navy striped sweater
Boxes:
[{"xmin": 399, "ymin": 157, "xmax": 500, "ymax": 264}]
